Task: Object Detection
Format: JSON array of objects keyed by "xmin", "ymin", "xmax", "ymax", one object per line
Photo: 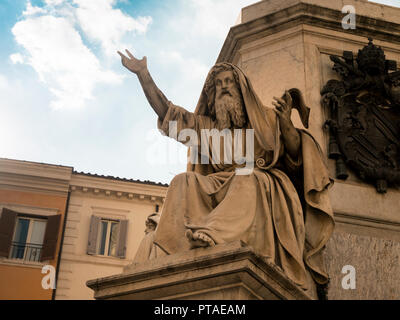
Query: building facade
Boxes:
[
  {"xmin": 0, "ymin": 158, "xmax": 72, "ymax": 299},
  {"xmin": 55, "ymin": 172, "xmax": 167, "ymax": 300},
  {"xmin": 0, "ymin": 158, "xmax": 168, "ymax": 300}
]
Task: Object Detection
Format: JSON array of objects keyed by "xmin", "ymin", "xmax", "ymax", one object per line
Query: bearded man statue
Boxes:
[{"xmin": 118, "ymin": 50, "xmax": 334, "ymax": 297}]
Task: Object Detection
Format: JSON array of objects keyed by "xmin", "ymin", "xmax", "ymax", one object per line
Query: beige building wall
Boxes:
[
  {"xmin": 217, "ymin": 0, "xmax": 400, "ymax": 299},
  {"xmin": 55, "ymin": 173, "xmax": 167, "ymax": 300}
]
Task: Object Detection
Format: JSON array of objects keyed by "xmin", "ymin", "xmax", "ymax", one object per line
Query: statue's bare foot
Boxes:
[{"xmin": 185, "ymin": 229, "xmax": 215, "ymax": 249}]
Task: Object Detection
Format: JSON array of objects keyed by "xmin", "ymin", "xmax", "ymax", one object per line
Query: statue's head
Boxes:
[
  {"xmin": 144, "ymin": 213, "xmax": 160, "ymax": 234},
  {"xmin": 204, "ymin": 64, "xmax": 247, "ymax": 130},
  {"xmin": 145, "ymin": 220, "xmax": 157, "ymax": 234}
]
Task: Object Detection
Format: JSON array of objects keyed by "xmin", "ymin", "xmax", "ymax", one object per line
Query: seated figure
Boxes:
[{"xmin": 118, "ymin": 50, "xmax": 334, "ymax": 295}]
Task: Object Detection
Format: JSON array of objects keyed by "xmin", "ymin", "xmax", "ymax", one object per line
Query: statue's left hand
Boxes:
[{"xmin": 273, "ymin": 91, "xmax": 293, "ymax": 122}]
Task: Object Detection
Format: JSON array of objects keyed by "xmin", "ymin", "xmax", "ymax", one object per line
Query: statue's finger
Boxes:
[
  {"xmin": 285, "ymin": 91, "xmax": 293, "ymax": 104},
  {"xmin": 276, "ymin": 97, "xmax": 286, "ymax": 105},
  {"xmin": 125, "ymin": 49, "xmax": 135, "ymax": 59},
  {"xmin": 273, "ymin": 97, "xmax": 282, "ymax": 105},
  {"xmin": 273, "ymin": 99, "xmax": 287, "ymax": 110},
  {"xmin": 272, "ymin": 102, "xmax": 282, "ymax": 110},
  {"xmin": 117, "ymin": 51, "xmax": 127, "ymax": 59},
  {"xmin": 273, "ymin": 97, "xmax": 285, "ymax": 105}
]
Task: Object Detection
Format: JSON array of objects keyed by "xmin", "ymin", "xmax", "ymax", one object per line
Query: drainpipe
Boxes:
[{"xmin": 52, "ymin": 190, "xmax": 71, "ymax": 300}]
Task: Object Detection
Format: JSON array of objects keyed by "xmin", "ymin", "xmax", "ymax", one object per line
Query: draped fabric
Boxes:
[
  {"xmin": 132, "ymin": 231, "xmax": 164, "ymax": 263},
  {"xmin": 148, "ymin": 63, "xmax": 335, "ymax": 291}
]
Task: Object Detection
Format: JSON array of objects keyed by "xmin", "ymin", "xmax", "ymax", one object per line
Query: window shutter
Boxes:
[
  {"xmin": 87, "ymin": 216, "xmax": 100, "ymax": 255},
  {"xmin": 116, "ymin": 219, "xmax": 128, "ymax": 258},
  {"xmin": 41, "ymin": 214, "xmax": 61, "ymax": 261},
  {"xmin": 0, "ymin": 208, "xmax": 18, "ymax": 258}
]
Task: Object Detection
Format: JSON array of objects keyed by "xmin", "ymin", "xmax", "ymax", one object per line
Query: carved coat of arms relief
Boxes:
[{"xmin": 322, "ymin": 38, "xmax": 400, "ymax": 193}]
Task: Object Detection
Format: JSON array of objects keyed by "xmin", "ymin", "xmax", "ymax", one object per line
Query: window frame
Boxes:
[
  {"xmin": 97, "ymin": 218, "xmax": 120, "ymax": 257},
  {"xmin": 0, "ymin": 208, "xmax": 61, "ymax": 264},
  {"xmin": 9, "ymin": 216, "xmax": 47, "ymax": 262},
  {"xmin": 87, "ymin": 215, "xmax": 128, "ymax": 259}
]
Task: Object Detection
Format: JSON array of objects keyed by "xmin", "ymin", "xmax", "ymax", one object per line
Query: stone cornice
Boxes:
[
  {"xmin": 218, "ymin": 0, "xmax": 400, "ymax": 63},
  {"xmin": 0, "ymin": 158, "xmax": 168, "ymax": 201},
  {"xmin": 240, "ymin": 0, "xmax": 400, "ymax": 25},
  {"xmin": 0, "ymin": 158, "xmax": 73, "ymax": 180},
  {"xmin": 330, "ymin": 180, "xmax": 400, "ymax": 226},
  {"xmin": 70, "ymin": 173, "xmax": 168, "ymax": 202},
  {"xmin": 0, "ymin": 158, "xmax": 72, "ymax": 196}
]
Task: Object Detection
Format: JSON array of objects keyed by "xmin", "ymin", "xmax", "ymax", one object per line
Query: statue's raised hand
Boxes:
[
  {"xmin": 117, "ymin": 49, "xmax": 147, "ymax": 75},
  {"xmin": 273, "ymin": 90, "xmax": 293, "ymax": 122}
]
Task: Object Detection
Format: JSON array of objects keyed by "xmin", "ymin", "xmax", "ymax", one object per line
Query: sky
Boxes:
[{"xmin": 0, "ymin": 0, "xmax": 399, "ymax": 184}]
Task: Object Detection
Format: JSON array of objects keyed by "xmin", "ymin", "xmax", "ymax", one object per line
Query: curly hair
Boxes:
[{"xmin": 203, "ymin": 64, "xmax": 241, "ymax": 119}]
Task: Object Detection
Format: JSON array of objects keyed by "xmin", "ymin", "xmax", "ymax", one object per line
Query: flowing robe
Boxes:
[{"xmin": 153, "ymin": 102, "xmax": 334, "ymax": 293}]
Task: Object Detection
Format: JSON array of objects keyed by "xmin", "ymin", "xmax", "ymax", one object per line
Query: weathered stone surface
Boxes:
[
  {"xmin": 219, "ymin": 0, "xmax": 400, "ymax": 63},
  {"xmin": 324, "ymin": 231, "xmax": 400, "ymax": 300},
  {"xmin": 87, "ymin": 242, "xmax": 315, "ymax": 300},
  {"xmin": 241, "ymin": 0, "xmax": 400, "ymax": 26}
]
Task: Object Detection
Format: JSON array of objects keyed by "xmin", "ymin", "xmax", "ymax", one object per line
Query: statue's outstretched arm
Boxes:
[
  {"xmin": 118, "ymin": 49, "xmax": 169, "ymax": 120},
  {"xmin": 272, "ymin": 91, "xmax": 301, "ymax": 159}
]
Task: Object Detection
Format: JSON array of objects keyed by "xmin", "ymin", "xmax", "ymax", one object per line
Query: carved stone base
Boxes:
[{"xmin": 86, "ymin": 241, "xmax": 314, "ymax": 300}]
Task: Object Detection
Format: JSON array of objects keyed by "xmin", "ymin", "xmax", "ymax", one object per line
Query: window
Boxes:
[
  {"xmin": 0, "ymin": 208, "xmax": 61, "ymax": 262},
  {"xmin": 87, "ymin": 215, "xmax": 128, "ymax": 258},
  {"xmin": 10, "ymin": 217, "xmax": 47, "ymax": 262},
  {"xmin": 98, "ymin": 219, "xmax": 118, "ymax": 256}
]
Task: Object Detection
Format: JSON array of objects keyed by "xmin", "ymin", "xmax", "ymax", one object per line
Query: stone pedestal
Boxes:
[{"xmin": 87, "ymin": 242, "xmax": 314, "ymax": 300}]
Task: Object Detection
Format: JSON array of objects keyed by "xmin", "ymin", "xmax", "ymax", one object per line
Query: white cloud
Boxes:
[
  {"xmin": 12, "ymin": 15, "xmax": 122, "ymax": 109},
  {"xmin": 10, "ymin": 0, "xmax": 153, "ymax": 109},
  {"xmin": 44, "ymin": 0, "xmax": 66, "ymax": 5},
  {"xmin": 73, "ymin": 0, "xmax": 152, "ymax": 56},
  {"xmin": 9, "ymin": 53, "xmax": 24, "ymax": 64},
  {"xmin": 171, "ymin": 0, "xmax": 256, "ymax": 41},
  {"xmin": 160, "ymin": 50, "xmax": 209, "ymax": 81},
  {"xmin": 23, "ymin": 1, "xmax": 46, "ymax": 16},
  {"xmin": 150, "ymin": 0, "xmax": 256, "ymax": 109}
]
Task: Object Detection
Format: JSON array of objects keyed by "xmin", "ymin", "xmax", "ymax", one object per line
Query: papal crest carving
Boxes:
[{"xmin": 322, "ymin": 38, "xmax": 400, "ymax": 193}]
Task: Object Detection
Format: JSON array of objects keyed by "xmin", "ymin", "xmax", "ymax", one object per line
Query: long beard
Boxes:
[{"xmin": 214, "ymin": 93, "xmax": 247, "ymax": 130}]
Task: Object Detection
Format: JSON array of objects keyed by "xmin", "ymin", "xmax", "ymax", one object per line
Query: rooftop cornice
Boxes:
[
  {"xmin": 73, "ymin": 171, "xmax": 168, "ymax": 187},
  {"xmin": 0, "ymin": 158, "xmax": 169, "ymax": 199},
  {"xmin": 218, "ymin": 0, "xmax": 400, "ymax": 63},
  {"xmin": 70, "ymin": 172, "xmax": 168, "ymax": 202},
  {"xmin": 0, "ymin": 158, "xmax": 73, "ymax": 181},
  {"xmin": 0, "ymin": 158, "xmax": 73, "ymax": 196}
]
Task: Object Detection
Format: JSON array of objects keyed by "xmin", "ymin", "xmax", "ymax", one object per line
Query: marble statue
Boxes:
[{"xmin": 118, "ymin": 49, "xmax": 334, "ymax": 293}]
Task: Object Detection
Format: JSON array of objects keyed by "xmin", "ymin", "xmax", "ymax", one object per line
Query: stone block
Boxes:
[{"xmin": 87, "ymin": 241, "xmax": 314, "ymax": 300}]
